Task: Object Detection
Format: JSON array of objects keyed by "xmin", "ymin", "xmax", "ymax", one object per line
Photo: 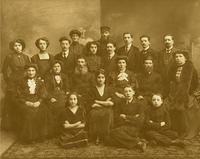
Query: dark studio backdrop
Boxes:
[{"xmin": 0, "ymin": 0, "xmax": 200, "ymax": 115}]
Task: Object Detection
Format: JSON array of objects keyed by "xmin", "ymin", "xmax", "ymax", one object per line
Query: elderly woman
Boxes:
[
  {"xmin": 107, "ymin": 56, "xmax": 138, "ymax": 100},
  {"xmin": 2, "ymin": 39, "xmax": 30, "ymax": 131},
  {"xmin": 31, "ymin": 37, "xmax": 54, "ymax": 78},
  {"xmin": 167, "ymin": 50, "xmax": 199, "ymax": 139},
  {"xmin": 16, "ymin": 64, "xmax": 48, "ymax": 143},
  {"xmin": 44, "ymin": 60, "xmax": 70, "ymax": 131}
]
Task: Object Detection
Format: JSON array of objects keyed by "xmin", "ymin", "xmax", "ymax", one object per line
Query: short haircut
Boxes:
[
  {"xmin": 9, "ymin": 39, "xmax": 26, "ymax": 51},
  {"xmin": 123, "ymin": 32, "xmax": 133, "ymax": 38},
  {"xmin": 35, "ymin": 37, "xmax": 50, "ymax": 49},
  {"xmin": 163, "ymin": 34, "xmax": 174, "ymax": 40},
  {"xmin": 59, "ymin": 36, "xmax": 71, "ymax": 44},
  {"xmin": 151, "ymin": 93, "xmax": 163, "ymax": 100},
  {"xmin": 124, "ymin": 84, "xmax": 135, "ymax": 92},
  {"xmin": 107, "ymin": 40, "xmax": 116, "ymax": 47},
  {"xmin": 95, "ymin": 68, "xmax": 106, "ymax": 79},
  {"xmin": 140, "ymin": 35, "xmax": 150, "ymax": 41}
]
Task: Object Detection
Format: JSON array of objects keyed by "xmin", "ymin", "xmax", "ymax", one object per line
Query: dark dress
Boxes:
[
  {"xmin": 59, "ymin": 106, "xmax": 88, "ymax": 148},
  {"xmin": 54, "ymin": 51, "xmax": 77, "ymax": 76},
  {"xmin": 167, "ymin": 61, "xmax": 199, "ymax": 137},
  {"xmin": 86, "ymin": 54, "xmax": 101, "ymax": 73},
  {"xmin": 70, "ymin": 42, "xmax": 84, "ymax": 56},
  {"xmin": 1, "ymin": 52, "xmax": 30, "ymax": 130},
  {"xmin": 107, "ymin": 98, "xmax": 144, "ymax": 149},
  {"xmin": 117, "ymin": 45, "xmax": 140, "ymax": 73},
  {"xmin": 31, "ymin": 53, "xmax": 54, "ymax": 78},
  {"xmin": 16, "ymin": 77, "xmax": 49, "ymax": 143},
  {"xmin": 44, "ymin": 73, "xmax": 70, "ymax": 128},
  {"xmin": 144, "ymin": 105, "xmax": 178, "ymax": 146},
  {"xmin": 87, "ymin": 85, "xmax": 114, "ymax": 141}
]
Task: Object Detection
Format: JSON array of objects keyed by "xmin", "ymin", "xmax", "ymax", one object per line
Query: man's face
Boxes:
[
  {"xmin": 101, "ymin": 31, "xmax": 110, "ymax": 40},
  {"xmin": 77, "ymin": 58, "xmax": 86, "ymax": 68},
  {"xmin": 152, "ymin": 95, "xmax": 163, "ymax": 107},
  {"xmin": 60, "ymin": 40, "xmax": 70, "ymax": 51},
  {"xmin": 71, "ymin": 34, "xmax": 80, "ymax": 42},
  {"xmin": 123, "ymin": 34, "xmax": 133, "ymax": 45},
  {"xmin": 164, "ymin": 35, "xmax": 174, "ymax": 48},
  {"xmin": 106, "ymin": 43, "xmax": 116, "ymax": 54},
  {"xmin": 124, "ymin": 87, "xmax": 135, "ymax": 100},
  {"xmin": 140, "ymin": 37, "xmax": 150, "ymax": 49},
  {"xmin": 144, "ymin": 60, "xmax": 153, "ymax": 72}
]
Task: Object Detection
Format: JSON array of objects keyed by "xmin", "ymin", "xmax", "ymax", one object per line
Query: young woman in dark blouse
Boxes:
[
  {"xmin": 1, "ymin": 39, "xmax": 30, "ymax": 131},
  {"xmin": 31, "ymin": 37, "xmax": 54, "ymax": 78},
  {"xmin": 87, "ymin": 69, "xmax": 114, "ymax": 145},
  {"xmin": 59, "ymin": 92, "xmax": 88, "ymax": 148}
]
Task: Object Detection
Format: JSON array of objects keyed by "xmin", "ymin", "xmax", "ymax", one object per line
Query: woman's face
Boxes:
[
  {"xmin": 53, "ymin": 63, "xmax": 61, "ymax": 74},
  {"xmin": 38, "ymin": 39, "xmax": 47, "ymax": 51},
  {"xmin": 175, "ymin": 54, "xmax": 186, "ymax": 66},
  {"xmin": 90, "ymin": 44, "xmax": 97, "ymax": 54},
  {"xmin": 96, "ymin": 73, "xmax": 105, "ymax": 86},
  {"xmin": 117, "ymin": 59, "xmax": 127, "ymax": 70},
  {"xmin": 124, "ymin": 87, "xmax": 135, "ymax": 100},
  {"xmin": 13, "ymin": 42, "xmax": 23, "ymax": 53},
  {"xmin": 152, "ymin": 95, "xmax": 163, "ymax": 108},
  {"xmin": 71, "ymin": 34, "xmax": 80, "ymax": 42},
  {"xmin": 27, "ymin": 67, "xmax": 36, "ymax": 78},
  {"xmin": 69, "ymin": 94, "xmax": 78, "ymax": 107}
]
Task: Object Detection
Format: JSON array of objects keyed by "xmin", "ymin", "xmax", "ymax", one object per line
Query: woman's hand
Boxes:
[
  {"xmin": 25, "ymin": 101, "xmax": 34, "ymax": 107},
  {"xmin": 33, "ymin": 101, "xmax": 41, "ymax": 107},
  {"xmin": 92, "ymin": 103, "xmax": 102, "ymax": 108},
  {"xmin": 50, "ymin": 98, "xmax": 57, "ymax": 103},
  {"xmin": 120, "ymin": 114, "xmax": 127, "ymax": 119},
  {"xmin": 160, "ymin": 122, "xmax": 166, "ymax": 127},
  {"xmin": 137, "ymin": 96, "xmax": 144, "ymax": 100},
  {"xmin": 115, "ymin": 92, "xmax": 125, "ymax": 98}
]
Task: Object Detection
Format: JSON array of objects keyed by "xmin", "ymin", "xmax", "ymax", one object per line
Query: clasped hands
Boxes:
[{"xmin": 25, "ymin": 101, "xmax": 41, "ymax": 107}]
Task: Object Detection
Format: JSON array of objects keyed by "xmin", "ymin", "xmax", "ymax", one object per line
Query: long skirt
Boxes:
[
  {"xmin": 59, "ymin": 129, "xmax": 88, "ymax": 148},
  {"xmin": 106, "ymin": 125, "xmax": 141, "ymax": 149},
  {"xmin": 88, "ymin": 107, "xmax": 113, "ymax": 141}
]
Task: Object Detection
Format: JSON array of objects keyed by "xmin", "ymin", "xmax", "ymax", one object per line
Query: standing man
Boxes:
[
  {"xmin": 69, "ymin": 29, "xmax": 84, "ymax": 56},
  {"xmin": 138, "ymin": 35, "xmax": 158, "ymax": 73},
  {"xmin": 158, "ymin": 34, "xmax": 178, "ymax": 96},
  {"xmin": 97, "ymin": 26, "xmax": 111, "ymax": 57},
  {"xmin": 117, "ymin": 32, "xmax": 140, "ymax": 73}
]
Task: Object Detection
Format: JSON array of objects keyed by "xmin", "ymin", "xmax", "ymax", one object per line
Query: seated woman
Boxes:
[
  {"xmin": 85, "ymin": 41, "xmax": 101, "ymax": 73},
  {"xmin": 87, "ymin": 69, "xmax": 114, "ymax": 145},
  {"xmin": 167, "ymin": 50, "xmax": 199, "ymax": 139},
  {"xmin": 105, "ymin": 85, "xmax": 146, "ymax": 152},
  {"xmin": 16, "ymin": 64, "xmax": 48, "ymax": 143},
  {"xmin": 31, "ymin": 37, "xmax": 54, "ymax": 79},
  {"xmin": 44, "ymin": 60, "xmax": 70, "ymax": 130},
  {"xmin": 107, "ymin": 56, "xmax": 138, "ymax": 100},
  {"xmin": 59, "ymin": 92, "xmax": 88, "ymax": 148},
  {"xmin": 1, "ymin": 39, "xmax": 30, "ymax": 131},
  {"xmin": 144, "ymin": 93, "xmax": 185, "ymax": 148}
]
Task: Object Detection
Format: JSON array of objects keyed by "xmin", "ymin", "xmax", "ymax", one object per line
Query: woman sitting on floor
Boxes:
[{"xmin": 59, "ymin": 92, "xmax": 88, "ymax": 148}]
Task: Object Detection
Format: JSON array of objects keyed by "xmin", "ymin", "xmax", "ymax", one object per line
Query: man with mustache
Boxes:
[
  {"xmin": 136, "ymin": 56, "xmax": 163, "ymax": 107},
  {"xmin": 158, "ymin": 34, "xmax": 178, "ymax": 96}
]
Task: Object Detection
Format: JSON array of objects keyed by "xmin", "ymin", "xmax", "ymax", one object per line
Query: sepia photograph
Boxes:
[{"xmin": 0, "ymin": 0, "xmax": 200, "ymax": 158}]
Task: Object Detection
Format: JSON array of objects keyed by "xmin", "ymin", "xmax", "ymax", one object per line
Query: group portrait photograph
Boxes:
[{"xmin": 0, "ymin": 0, "xmax": 200, "ymax": 158}]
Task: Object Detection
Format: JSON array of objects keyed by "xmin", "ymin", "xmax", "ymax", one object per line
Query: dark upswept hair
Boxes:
[
  {"xmin": 69, "ymin": 29, "xmax": 81, "ymax": 38},
  {"xmin": 51, "ymin": 60, "xmax": 64, "ymax": 69},
  {"xmin": 35, "ymin": 37, "xmax": 50, "ymax": 49},
  {"xmin": 173, "ymin": 49, "xmax": 190, "ymax": 60},
  {"xmin": 95, "ymin": 68, "xmax": 106, "ymax": 78},
  {"xmin": 151, "ymin": 93, "xmax": 164, "ymax": 100},
  {"xmin": 140, "ymin": 35, "xmax": 150, "ymax": 41},
  {"xmin": 59, "ymin": 36, "xmax": 71, "ymax": 44},
  {"xmin": 86, "ymin": 41, "xmax": 99, "ymax": 54},
  {"xmin": 9, "ymin": 39, "xmax": 26, "ymax": 51}
]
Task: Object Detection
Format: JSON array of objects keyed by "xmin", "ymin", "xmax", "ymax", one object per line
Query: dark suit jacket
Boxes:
[
  {"xmin": 101, "ymin": 54, "xmax": 118, "ymax": 75},
  {"xmin": 138, "ymin": 48, "xmax": 159, "ymax": 73},
  {"xmin": 54, "ymin": 51, "xmax": 77, "ymax": 75},
  {"xmin": 117, "ymin": 45, "xmax": 140, "ymax": 73}
]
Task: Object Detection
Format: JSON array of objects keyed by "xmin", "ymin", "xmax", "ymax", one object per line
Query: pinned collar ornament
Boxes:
[{"xmin": 117, "ymin": 72, "xmax": 128, "ymax": 81}]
